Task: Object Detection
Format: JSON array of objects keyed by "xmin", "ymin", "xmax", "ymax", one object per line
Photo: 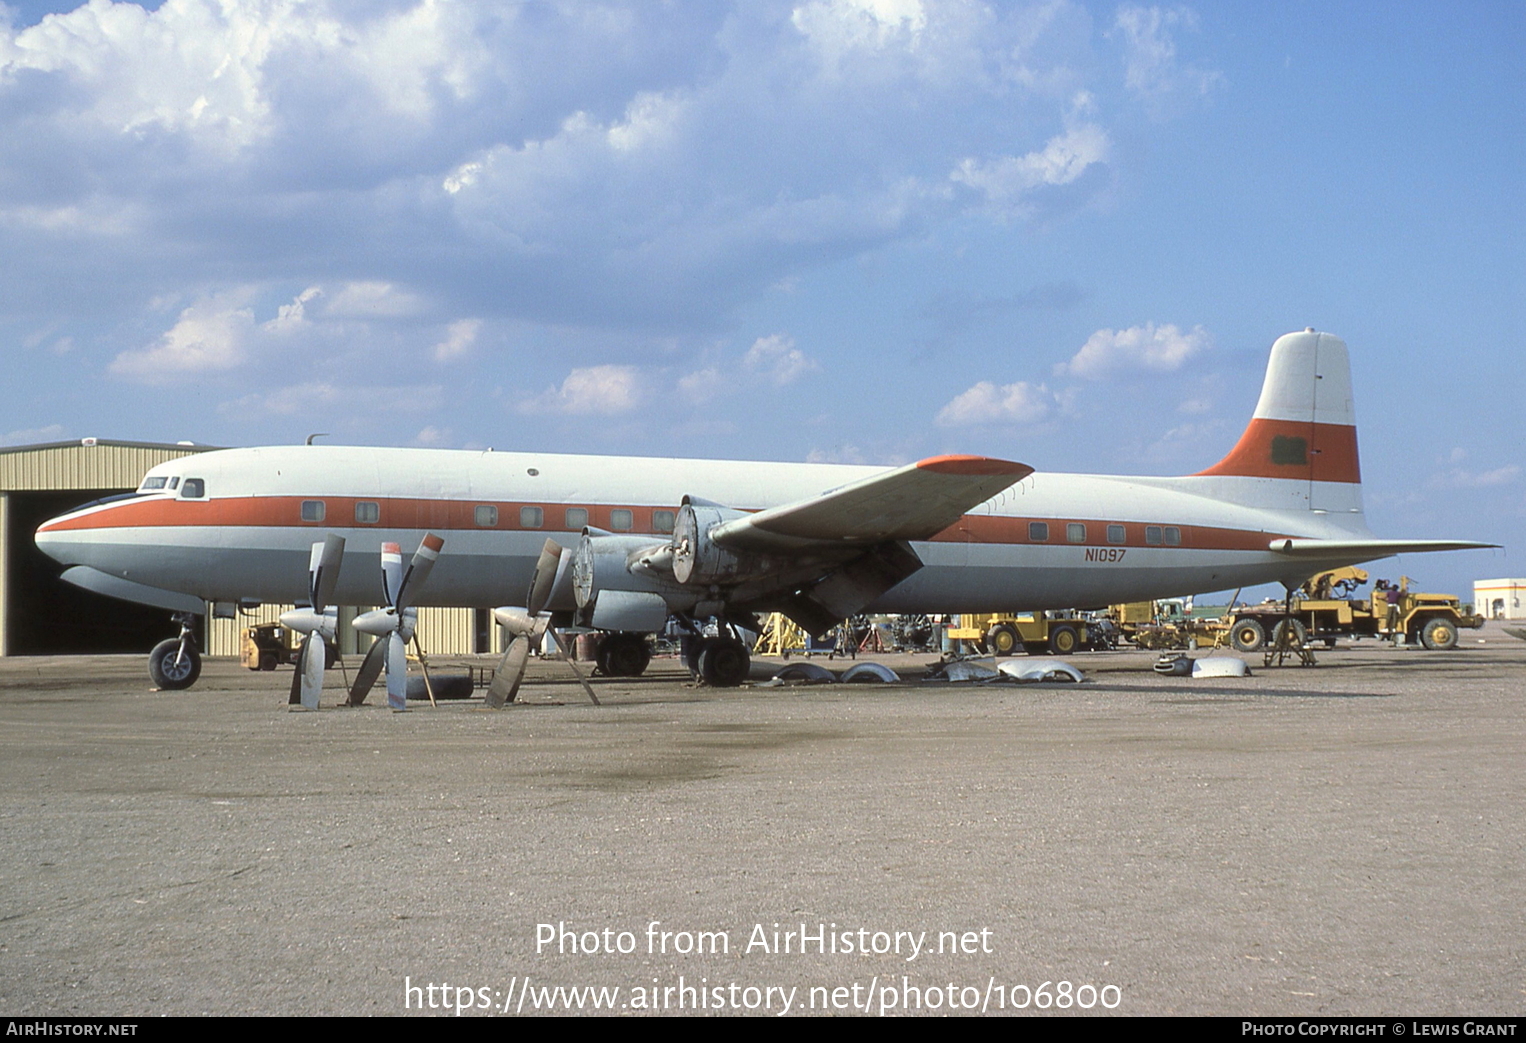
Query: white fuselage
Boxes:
[{"xmin": 37, "ymin": 443, "xmax": 1374, "ymax": 614}]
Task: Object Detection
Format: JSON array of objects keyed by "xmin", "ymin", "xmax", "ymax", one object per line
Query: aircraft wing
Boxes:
[
  {"xmin": 1269, "ymin": 538, "xmax": 1498, "ymax": 558},
  {"xmin": 709, "ymin": 454, "xmax": 1034, "ymax": 553}
]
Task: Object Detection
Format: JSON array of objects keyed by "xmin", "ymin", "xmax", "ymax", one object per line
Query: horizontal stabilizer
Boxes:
[
  {"xmin": 60, "ymin": 566, "xmax": 206, "ymax": 614},
  {"xmin": 712, "ymin": 454, "xmax": 1032, "ymax": 553},
  {"xmin": 1269, "ymin": 538, "xmax": 1498, "ymax": 558}
]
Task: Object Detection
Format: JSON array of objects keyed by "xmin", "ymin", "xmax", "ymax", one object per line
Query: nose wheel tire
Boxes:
[{"xmin": 149, "ymin": 639, "xmax": 202, "ymax": 690}]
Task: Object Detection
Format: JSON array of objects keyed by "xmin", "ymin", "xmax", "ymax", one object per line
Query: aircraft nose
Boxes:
[{"xmin": 35, "ymin": 511, "xmax": 82, "ymax": 565}]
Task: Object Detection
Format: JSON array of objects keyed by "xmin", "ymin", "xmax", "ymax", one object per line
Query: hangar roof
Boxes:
[{"xmin": 0, "ymin": 439, "xmax": 219, "ymax": 492}]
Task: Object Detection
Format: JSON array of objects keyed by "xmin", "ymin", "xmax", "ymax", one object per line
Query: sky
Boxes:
[{"xmin": 1, "ymin": 0, "xmax": 1521, "ymax": 599}]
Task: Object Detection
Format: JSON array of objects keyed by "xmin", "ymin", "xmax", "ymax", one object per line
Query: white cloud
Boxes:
[
  {"xmin": 110, "ymin": 293, "xmax": 255, "ymax": 382},
  {"xmin": 2, "ymin": 423, "xmax": 67, "ymax": 446},
  {"xmin": 223, "ymin": 382, "xmax": 444, "ymax": 417},
  {"xmin": 322, "ymin": 282, "xmax": 424, "ymax": 319},
  {"xmin": 1428, "ymin": 463, "xmax": 1521, "ymax": 490},
  {"xmin": 951, "ymin": 122, "xmax": 1110, "ymax": 217},
  {"xmin": 1112, "ymin": 5, "xmax": 1223, "ymax": 114},
  {"xmin": 677, "ymin": 365, "xmax": 727, "ymax": 404},
  {"xmin": 262, "ymin": 287, "xmax": 323, "ymax": 335},
  {"xmin": 744, "ymin": 333, "xmax": 819, "ymax": 386},
  {"xmin": 1056, "ymin": 322, "xmax": 1211, "ymax": 380},
  {"xmin": 936, "ymin": 380, "xmax": 1060, "ymax": 427},
  {"xmin": 431, "ymin": 318, "xmax": 481, "ymax": 362},
  {"xmin": 791, "ymin": 0, "xmax": 928, "ymax": 59},
  {"xmin": 518, "ymin": 365, "xmax": 644, "ymax": 416}
]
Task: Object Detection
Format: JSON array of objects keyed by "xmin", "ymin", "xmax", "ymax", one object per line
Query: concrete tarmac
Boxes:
[{"xmin": 1, "ymin": 627, "xmax": 1522, "ymax": 1017}]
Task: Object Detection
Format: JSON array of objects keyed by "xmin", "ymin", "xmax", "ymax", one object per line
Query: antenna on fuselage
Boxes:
[{"xmin": 305, "ymin": 433, "xmax": 328, "ymax": 445}]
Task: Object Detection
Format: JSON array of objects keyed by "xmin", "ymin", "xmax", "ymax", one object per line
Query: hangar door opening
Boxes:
[{"xmin": 5, "ymin": 491, "xmax": 180, "ymax": 655}]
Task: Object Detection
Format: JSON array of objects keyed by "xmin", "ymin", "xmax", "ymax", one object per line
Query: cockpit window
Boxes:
[
  {"xmin": 181, "ymin": 478, "xmax": 205, "ymax": 498},
  {"xmin": 168, "ymin": 477, "xmax": 180, "ymax": 489},
  {"xmin": 140, "ymin": 477, "xmax": 168, "ymax": 490}
]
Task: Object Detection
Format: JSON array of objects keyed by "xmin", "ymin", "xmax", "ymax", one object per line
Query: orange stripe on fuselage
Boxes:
[
  {"xmin": 1195, "ymin": 418, "xmax": 1360, "ymax": 483},
  {"xmin": 39, "ymin": 495, "xmax": 1295, "ymax": 553}
]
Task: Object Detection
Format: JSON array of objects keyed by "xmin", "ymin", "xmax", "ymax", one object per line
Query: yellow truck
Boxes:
[
  {"xmin": 947, "ymin": 612, "xmax": 1109, "ymax": 656},
  {"xmin": 1223, "ymin": 571, "xmax": 1482, "ymax": 651}
]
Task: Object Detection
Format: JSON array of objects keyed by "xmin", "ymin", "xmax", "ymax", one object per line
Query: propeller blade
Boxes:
[
  {"xmin": 288, "ymin": 646, "xmax": 305, "ymax": 705},
  {"xmin": 347, "ymin": 638, "xmax": 387, "ymax": 706},
  {"xmin": 526, "ymin": 539, "xmax": 564, "ymax": 616},
  {"xmin": 300, "ymin": 632, "xmax": 325, "ymax": 710},
  {"xmin": 311, "ymin": 534, "xmax": 345, "ymax": 612},
  {"xmin": 380, "ymin": 542, "xmax": 404, "ymax": 608},
  {"xmin": 385, "ymin": 631, "xmax": 408, "ymax": 711},
  {"xmin": 395, "ymin": 533, "xmax": 444, "ymax": 612},
  {"xmin": 486, "ymin": 635, "xmax": 532, "ymax": 708}
]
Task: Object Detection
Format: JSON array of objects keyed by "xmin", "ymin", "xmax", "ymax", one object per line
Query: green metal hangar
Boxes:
[
  {"xmin": 0, "ymin": 438, "xmax": 208, "ymax": 656},
  {"xmin": 0, "ymin": 438, "xmax": 492, "ymax": 660}
]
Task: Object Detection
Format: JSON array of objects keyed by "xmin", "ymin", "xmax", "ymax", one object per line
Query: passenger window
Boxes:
[
  {"xmin": 520, "ymin": 506, "xmax": 543, "ymax": 529},
  {"xmin": 653, "ymin": 509, "xmax": 676, "ymax": 533},
  {"xmin": 1067, "ymin": 523, "xmax": 1086, "ymax": 543},
  {"xmin": 565, "ymin": 507, "xmax": 588, "ymax": 530},
  {"xmin": 1107, "ymin": 524, "xmax": 1126, "ymax": 544},
  {"xmin": 475, "ymin": 505, "xmax": 498, "ymax": 527},
  {"xmin": 1028, "ymin": 521, "xmax": 1049, "ymax": 541},
  {"xmin": 182, "ymin": 478, "xmax": 205, "ymax": 498},
  {"xmin": 1164, "ymin": 526, "xmax": 1182, "ymax": 546},
  {"xmin": 1145, "ymin": 526, "xmax": 1162, "ymax": 545},
  {"xmin": 610, "ymin": 509, "xmax": 633, "ymax": 532},
  {"xmin": 355, "ymin": 501, "xmax": 380, "ymax": 524},
  {"xmin": 300, "ymin": 500, "xmax": 324, "ymax": 522}
]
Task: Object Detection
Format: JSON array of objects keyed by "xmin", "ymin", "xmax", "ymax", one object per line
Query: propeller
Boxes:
[
  {"xmin": 280, "ymin": 534, "xmax": 346, "ymax": 710},
  {"xmin": 347, "ymin": 534, "xmax": 444, "ymax": 710},
  {"xmin": 485, "ymin": 539, "xmax": 600, "ymax": 708}
]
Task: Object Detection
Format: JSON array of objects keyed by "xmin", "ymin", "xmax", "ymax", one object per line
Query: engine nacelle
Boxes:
[
  {"xmin": 672, "ymin": 503, "xmax": 780, "ymax": 586},
  {"xmin": 571, "ymin": 533, "xmax": 693, "ymax": 629}
]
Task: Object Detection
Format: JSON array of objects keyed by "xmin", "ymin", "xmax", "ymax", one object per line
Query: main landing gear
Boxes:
[
  {"xmin": 148, "ymin": 612, "xmax": 202, "ymax": 690},
  {"xmin": 680, "ymin": 619, "xmax": 752, "ymax": 687},
  {"xmin": 595, "ymin": 632, "xmax": 653, "ymax": 678}
]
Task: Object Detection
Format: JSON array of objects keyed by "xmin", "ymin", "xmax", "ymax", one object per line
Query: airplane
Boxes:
[{"xmin": 34, "ymin": 328, "xmax": 1494, "ymax": 706}]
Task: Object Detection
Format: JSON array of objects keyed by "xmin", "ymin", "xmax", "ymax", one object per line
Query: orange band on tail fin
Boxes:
[{"xmin": 1195, "ymin": 418, "xmax": 1361, "ymax": 484}]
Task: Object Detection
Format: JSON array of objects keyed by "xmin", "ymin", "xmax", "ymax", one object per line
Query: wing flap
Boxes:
[{"xmin": 711, "ymin": 454, "xmax": 1032, "ymax": 553}]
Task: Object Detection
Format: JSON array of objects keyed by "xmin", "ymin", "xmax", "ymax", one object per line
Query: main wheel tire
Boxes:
[
  {"xmin": 1420, "ymin": 617, "xmax": 1459, "ymax": 651},
  {"xmin": 603, "ymin": 634, "xmax": 652, "ymax": 677},
  {"xmin": 986, "ymin": 624, "xmax": 1019, "ymax": 657},
  {"xmin": 594, "ymin": 637, "xmax": 614, "ymax": 676},
  {"xmin": 1048, "ymin": 624, "xmax": 1080, "ymax": 656},
  {"xmin": 148, "ymin": 639, "xmax": 201, "ymax": 690},
  {"xmin": 699, "ymin": 639, "xmax": 750, "ymax": 687},
  {"xmin": 1230, "ymin": 618, "xmax": 1266, "ymax": 653},
  {"xmin": 1271, "ymin": 618, "xmax": 1308, "ymax": 650}
]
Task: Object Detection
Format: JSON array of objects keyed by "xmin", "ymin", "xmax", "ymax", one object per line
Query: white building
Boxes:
[{"xmin": 1473, "ymin": 579, "xmax": 1526, "ymax": 621}]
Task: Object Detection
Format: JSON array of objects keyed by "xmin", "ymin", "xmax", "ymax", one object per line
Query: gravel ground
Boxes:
[{"xmin": 1, "ymin": 626, "xmax": 1522, "ymax": 1016}]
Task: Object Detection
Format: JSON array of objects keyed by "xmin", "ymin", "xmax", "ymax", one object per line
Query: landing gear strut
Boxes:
[{"xmin": 148, "ymin": 612, "xmax": 202, "ymax": 690}]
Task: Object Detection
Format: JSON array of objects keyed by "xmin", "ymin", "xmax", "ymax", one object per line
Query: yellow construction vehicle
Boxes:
[
  {"xmin": 946, "ymin": 611, "xmax": 1107, "ymax": 656},
  {"xmin": 1223, "ymin": 571, "xmax": 1483, "ymax": 651}
]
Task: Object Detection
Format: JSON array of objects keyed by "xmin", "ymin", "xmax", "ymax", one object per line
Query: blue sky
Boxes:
[{"xmin": 1, "ymin": 0, "xmax": 1520, "ymax": 598}]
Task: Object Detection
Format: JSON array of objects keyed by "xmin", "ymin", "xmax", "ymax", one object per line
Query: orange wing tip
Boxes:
[{"xmin": 915, "ymin": 454, "xmax": 1033, "ymax": 477}]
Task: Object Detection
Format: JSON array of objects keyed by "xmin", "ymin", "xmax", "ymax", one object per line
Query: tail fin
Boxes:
[{"xmin": 1194, "ymin": 329, "xmax": 1363, "ymax": 514}]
